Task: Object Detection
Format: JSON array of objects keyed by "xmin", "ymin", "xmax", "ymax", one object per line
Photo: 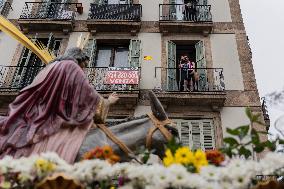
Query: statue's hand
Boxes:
[{"xmin": 108, "ymin": 92, "xmax": 119, "ymax": 105}]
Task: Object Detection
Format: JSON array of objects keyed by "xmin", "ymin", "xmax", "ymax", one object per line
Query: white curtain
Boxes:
[
  {"xmin": 114, "ymin": 48, "xmax": 129, "ymax": 67},
  {"xmin": 108, "ymin": 0, "xmax": 120, "ymax": 4},
  {"xmin": 96, "ymin": 48, "xmax": 112, "ymax": 67}
]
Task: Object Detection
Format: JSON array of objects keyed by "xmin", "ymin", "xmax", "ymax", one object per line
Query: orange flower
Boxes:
[
  {"xmin": 102, "ymin": 146, "xmax": 113, "ymax": 158},
  {"xmin": 92, "ymin": 147, "xmax": 104, "ymax": 159},
  {"xmin": 108, "ymin": 154, "xmax": 120, "ymax": 164},
  {"xmin": 205, "ymin": 150, "xmax": 225, "ymax": 166},
  {"xmin": 83, "ymin": 151, "xmax": 93, "ymax": 160}
]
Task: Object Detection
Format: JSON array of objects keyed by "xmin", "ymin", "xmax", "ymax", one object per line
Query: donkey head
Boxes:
[{"xmin": 148, "ymin": 90, "xmax": 178, "ymax": 137}]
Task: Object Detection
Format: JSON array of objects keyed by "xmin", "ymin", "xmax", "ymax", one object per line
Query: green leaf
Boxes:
[
  {"xmin": 245, "ymin": 107, "xmax": 253, "ymax": 120},
  {"xmin": 239, "ymin": 146, "xmax": 252, "ymax": 159},
  {"xmin": 279, "ymin": 139, "xmax": 284, "ymax": 145},
  {"xmin": 226, "ymin": 128, "xmax": 240, "ymax": 136},
  {"xmin": 251, "ymin": 128, "xmax": 260, "ymax": 144},
  {"xmin": 223, "ymin": 137, "xmax": 239, "ymax": 147},
  {"xmin": 264, "ymin": 141, "xmax": 277, "ymax": 151},
  {"xmin": 251, "ymin": 113, "xmax": 261, "ymax": 122},
  {"xmin": 253, "ymin": 144, "xmax": 265, "ymax": 153},
  {"xmin": 238, "ymin": 125, "xmax": 250, "ymax": 140}
]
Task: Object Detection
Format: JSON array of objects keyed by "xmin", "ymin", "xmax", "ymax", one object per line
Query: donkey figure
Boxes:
[{"xmin": 76, "ymin": 91, "xmax": 178, "ymax": 161}]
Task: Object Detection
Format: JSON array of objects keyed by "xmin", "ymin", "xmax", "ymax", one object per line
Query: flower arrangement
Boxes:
[
  {"xmin": 82, "ymin": 146, "xmax": 120, "ymax": 164},
  {"xmin": 163, "ymin": 147, "xmax": 209, "ymax": 173},
  {"xmin": 0, "ymin": 152, "xmax": 283, "ymax": 189}
]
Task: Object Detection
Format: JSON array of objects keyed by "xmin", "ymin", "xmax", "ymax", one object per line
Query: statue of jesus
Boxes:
[{"xmin": 0, "ymin": 47, "xmax": 119, "ymax": 163}]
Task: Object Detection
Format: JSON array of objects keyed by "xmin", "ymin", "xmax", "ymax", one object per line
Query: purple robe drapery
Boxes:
[{"xmin": 0, "ymin": 60, "xmax": 100, "ymax": 162}]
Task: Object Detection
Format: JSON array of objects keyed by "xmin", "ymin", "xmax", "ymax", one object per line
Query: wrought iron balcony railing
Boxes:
[
  {"xmin": 159, "ymin": 4, "xmax": 212, "ymax": 22},
  {"xmin": 19, "ymin": 2, "xmax": 78, "ymax": 20},
  {"xmin": 155, "ymin": 67, "xmax": 225, "ymax": 92},
  {"xmin": 88, "ymin": 3, "xmax": 142, "ymax": 21},
  {"xmin": 0, "ymin": 1, "xmax": 13, "ymax": 17},
  {"xmin": 0, "ymin": 66, "xmax": 141, "ymax": 92}
]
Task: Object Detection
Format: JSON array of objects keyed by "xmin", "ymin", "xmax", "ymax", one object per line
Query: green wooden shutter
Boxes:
[
  {"xmin": 128, "ymin": 39, "xmax": 141, "ymax": 67},
  {"xmin": 175, "ymin": 119, "xmax": 215, "ymax": 151},
  {"xmin": 196, "ymin": 0, "xmax": 211, "ymax": 21},
  {"xmin": 195, "ymin": 41, "xmax": 207, "ymax": 91},
  {"xmin": 167, "ymin": 41, "xmax": 178, "ymax": 91},
  {"xmin": 84, "ymin": 38, "xmax": 97, "ymax": 67},
  {"xmin": 169, "ymin": 0, "xmax": 176, "ymax": 20}
]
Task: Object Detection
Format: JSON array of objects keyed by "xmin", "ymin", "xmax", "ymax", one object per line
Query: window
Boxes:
[
  {"xmin": 96, "ymin": 45, "xmax": 129, "ymax": 67},
  {"xmin": 167, "ymin": 40, "xmax": 207, "ymax": 91},
  {"xmin": 84, "ymin": 39, "xmax": 141, "ymax": 68},
  {"xmin": 173, "ymin": 119, "xmax": 215, "ymax": 150},
  {"xmin": 13, "ymin": 34, "xmax": 62, "ymax": 89}
]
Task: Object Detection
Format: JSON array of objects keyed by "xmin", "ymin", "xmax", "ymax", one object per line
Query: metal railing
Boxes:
[
  {"xmin": 159, "ymin": 4, "xmax": 212, "ymax": 22},
  {"xmin": 19, "ymin": 2, "xmax": 79, "ymax": 20},
  {"xmin": 155, "ymin": 67, "xmax": 225, "ymax": 92},
  {"xmin": 0, "ymin": 1, "xmax": 13, "ymax": 17},
  {"xmin": 0, "ymin": 66, "xmax": 141, "ymax": 92},
  {"xmin": 88, "ymin": 3, "xmax": 142, "ymax": 21}
]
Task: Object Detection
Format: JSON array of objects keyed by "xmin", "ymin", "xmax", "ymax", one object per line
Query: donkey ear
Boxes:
[{"xmin": 148, "ymin": 90, "xmax": 168, "ymax": 121}]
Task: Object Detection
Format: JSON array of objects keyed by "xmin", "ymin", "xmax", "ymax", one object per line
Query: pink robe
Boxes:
[{"xmin": 0, "ymin": 60, "xmax": 104, "ymax": 163}]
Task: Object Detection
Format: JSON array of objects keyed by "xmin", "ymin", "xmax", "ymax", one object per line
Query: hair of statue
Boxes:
[{"xmin": 51, "ymin": 47, "xmax": 90, "ymax": 65}]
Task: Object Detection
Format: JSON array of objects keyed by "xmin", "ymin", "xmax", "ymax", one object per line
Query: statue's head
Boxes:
[{"xmin": 64, "ymin": 47, "xmax": 90, "ymax": 68}]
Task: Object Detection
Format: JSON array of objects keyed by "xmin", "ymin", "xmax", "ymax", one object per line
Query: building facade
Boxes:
[{"xmin": 0, "ymin": 0, "xmax": 266, "ymax": 151}]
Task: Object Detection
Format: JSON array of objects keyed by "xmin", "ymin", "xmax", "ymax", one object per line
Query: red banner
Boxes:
[{"xmin": 105, "ymin": 69, "xmax": 139, "ymax": 85}]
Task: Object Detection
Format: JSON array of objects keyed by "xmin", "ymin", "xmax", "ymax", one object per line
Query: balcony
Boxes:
[
  {"xmin": 0, "ymin": 66, "xmax": 140, "ymax": 114},
  {"xmin": 87, "ymin": 3, "xmax": 142, "ymax": 34},
  {"xmin": 159, "ymin": 4, "xmax": 213, "ymax": 35},
  {"xmin": 18, "ymin": 2, "xmax": 81, "ymax": 34},
  {"xmin": 0, "ymin": 1, "xmax": 13, "ymax": 17},
  {"xmin": 154, "ymin": 67, "xmax": 226, "ymax": 108}
]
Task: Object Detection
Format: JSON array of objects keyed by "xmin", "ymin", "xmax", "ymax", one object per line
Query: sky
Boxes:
[{"xmin": 239, "ymin": 0, "xmax": 284, "ymax": 137}]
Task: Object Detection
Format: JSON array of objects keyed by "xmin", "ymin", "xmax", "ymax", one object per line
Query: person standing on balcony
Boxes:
[
  {"xmin": 179, "ymin": 55, "xmax": 196, "ymax": 91},
  {"xmin": 183, "ymin": 0, "xmax": 197, "ymax": 21},
  {"xmin": 0, "ymin": 47, "xmax": 119, "ymax": 163}
]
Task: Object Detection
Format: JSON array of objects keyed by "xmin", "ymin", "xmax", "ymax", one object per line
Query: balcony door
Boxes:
[
  {"xmin": 13, "ymin": 33, "xmax": 61, "ymax": 89},
  {"xmin": 84, "ymin": 39, "xmax": 141, "ymax": 91},
  {"xmin": 167, "ymin": 40, "xmax": 207, "ymax": 91},
  {"xmin": 38, "ymin": 0, "xmax": 72, "ymax": 19}
]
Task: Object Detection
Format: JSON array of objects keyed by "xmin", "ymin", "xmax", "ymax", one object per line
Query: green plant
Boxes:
[{"xmin": 222, "ymin": 108, "xmax": 284, "ymax": 159}]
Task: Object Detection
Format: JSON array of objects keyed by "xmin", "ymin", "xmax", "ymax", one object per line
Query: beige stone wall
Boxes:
[
  {"xmin": 210, "ymin": 34, "xmax": 244, "ymax": 90},
  {"xmin": 0, "ymin": 34, "xmax": 19, "ymax": 66},
  {"xmin": 208, "ymin": 0, "xmax": 232, "ymax": 22},
  {"xmin": 140, "ymin": 0, "xmax": 163, "ymax": 21},
  {"xmin": 138, "ymin": 32, "xmax": 162, "ymax": 89},
  {"xmin": 76, "ymin": 0, "xmax": 90, "ymax": 20}
]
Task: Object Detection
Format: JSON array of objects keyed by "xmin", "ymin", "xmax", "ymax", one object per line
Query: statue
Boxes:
[{"xmin": 0, "ymin": 47, "xmax": 119, "ymax": 163}]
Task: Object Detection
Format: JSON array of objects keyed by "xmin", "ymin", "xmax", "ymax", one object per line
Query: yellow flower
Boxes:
[
  {"xmin": 193, "ymin": 149, "xmax": 208, "ymax": 172},
  {"xmin": 174, "ymin": 147, "xmax": 194, "ymax": 165},
  {"xmin": 35, "ymin": 158, "xmax": 56, "ymax": 172},
  {"xmin": 163, "ymin": 149, "xmax": 175, "ymax": 167}
]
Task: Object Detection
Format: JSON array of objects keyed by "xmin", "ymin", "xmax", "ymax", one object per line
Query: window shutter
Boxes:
[
  {"xmin": 128, "ymin": 39, "xmax": 141, "ymax": 67},
  {"xmin": 195, "ymin": 41, "xmax": 207, "ymax": 91},
  {"xmin": 197, "ymin": 0, "xmax": 207, "ymax": 5},
  {"xmin": 175, "ymin": 119, "xmax": 215, "ymax": 151},
  {"xmin": 84, "ymin": 38, "xmax": 97, "ymax": 67},
  {"xmin": 201, "ymin": 120, "xmax": 215, "ymax": 150},
  {"xmin": 37, "ymin": 0, "xmax": 51, "ymax": 18},
  {"xmin": 167, "ymin": 41, "xmax": 178, "ymax": 91}
]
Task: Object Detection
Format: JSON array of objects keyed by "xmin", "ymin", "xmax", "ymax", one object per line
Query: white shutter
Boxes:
[
  {"xmin": 128, "ymin": 39, "xmax": 141, "ymax": 67},
  {"xmin": 175, "ymin": 119, "xmax": 215, "ymax": 151}
]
